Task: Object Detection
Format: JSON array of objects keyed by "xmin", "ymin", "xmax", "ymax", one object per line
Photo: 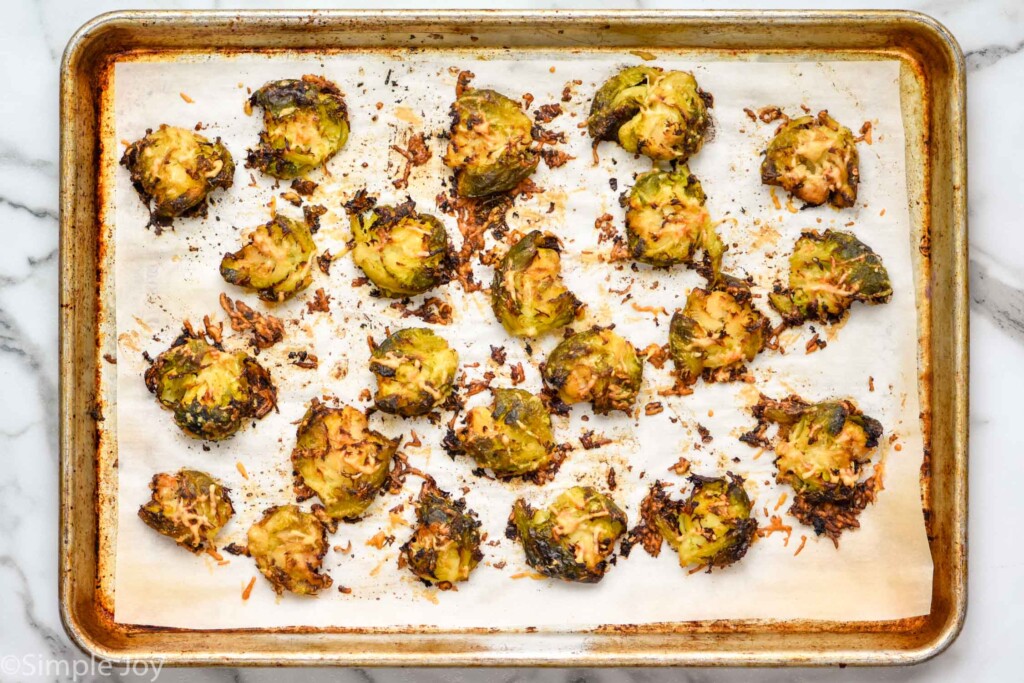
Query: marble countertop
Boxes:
[{"xmin": 2, "ymin": 0, "xmax": 1018, "ymax": 681}]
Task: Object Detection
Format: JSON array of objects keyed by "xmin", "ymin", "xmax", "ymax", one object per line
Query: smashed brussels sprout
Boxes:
[
  {"xmin": 144, "ymin": 334, "xmax": 276, "ymax": 440},
  {"xmin": 138, "ymin": 469, "xmax": 234, "ymax": 553},
  {"xmin": 769, "ymin": 229, "xmax": 892, "ymax": 326},
  {"xmin": 588, "ymin": 67, "xmax": 710, "ymax": 162},
  {"xmin": 247, "ymin": 75, "xmax": 350, "ymax": 179},
  {"xmin": 370, "ymin": 328, "xmax": 459, "ymax": 417},
  {"xmin": 625, "ymin": 167, "xmax": 725, "ymax": 273},
  {"xmin": 509, "ymin": 486, "xmax": 627, "ymax": 583},
  {"xmin": 743, "ymin": 395, "xmax": 884, "ymax": 542},
  {"xmin": 491, "ymin": 231, "xmax": 581, "ymax": 337},
  {"xmin": 121, "ymin": 124, "xmax": 234, "ymax": 225},
  {"xmin": 444, "ymin": 88, "xmax": 539, "ymax": 197},
  {"xmin": 638, "ymin": 476, "xmax": 756, "ymax": 571},
  {"xmin": 455, "ymin": 388, "xmax": 558, "ymax": 480},
  {"xmin": 351, "ymin": 201, "xmax": 453, "ymax": 297},
  {"xmin": 542, "ymin": 327, "xmax": 643, "ymax": 415},
  {"xmin": 247, "ymin": 504, "xmax": 333, "ymax": 595},
  {"xmin": 220, "ymin": 214, "xmax": 317, "ymax": 302},
  {"xmin": 400, "ymin": 481, "xmax": 483, "ymax": 588},
  {"xmin": 761, "ymin": 111, "xmax": 859, "ymax": 208},
  {"xmin": 669, "ymin": 280, "xmax": 770, "ymax": 386},
  {"xmin": 291, "ymin": 400, "xmax": 398, "ymax": 520}
]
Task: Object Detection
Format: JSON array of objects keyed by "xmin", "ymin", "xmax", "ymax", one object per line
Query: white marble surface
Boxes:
[{"xmin": 0, "ymin": 0, "xmax": 1018, "ymax": 680}]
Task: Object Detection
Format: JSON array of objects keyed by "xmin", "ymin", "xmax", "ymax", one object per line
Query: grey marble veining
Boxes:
[{"xmin": 1, "ymin": 0, "xmax": 1020, "ymax": 681}]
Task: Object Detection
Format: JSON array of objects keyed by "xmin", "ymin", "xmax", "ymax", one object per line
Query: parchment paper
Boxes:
[{"xmin": 110, "ymin": 50, "xmax": 933, "ymax": 629}]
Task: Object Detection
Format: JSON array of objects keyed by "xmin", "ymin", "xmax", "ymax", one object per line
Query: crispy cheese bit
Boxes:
[
  {"xmin": 444, "ymin": 86, "xmax": 539, "ymax": 197},
  {"xmin": 242, "ymin": 576, "xmax": 257, "ymax": 600},
  {"xmin": 138, "ymin": 470, "xmax": 235, "ymax": 553},
  {"xmin": 761, "ymin": 110, "xmax": 860, "ymax": 208},
  {"xmin": 290, "ymin": 399, "xmax": 398, "ymax": 520},
  {"xmin": 369, "ymin": 327, "xmax": 458, "ymax": 417},
  {"xmin": 588, "ymin": 67, "xmax": 710, "ymax": 162},
  {"xmin": 400, "ymin": 481, "xmax": 483, "ymax": 588},
  {"xmin": 491, "ymin": 230, "xmax": 581, "ymax": 338},
  {"xmin": 144, "ymin": 333, "xmax": 276, "ymax": 441},
  {"xmin": 542, "ymin": 327, "xmax": 644, "ymax": 415},
  {"xmin": 509, "ymin": 486, "xmax": 626, "ymax": 583},
  {"xmin": 455, "ymin": 388, "xmax": 557, "ymax": 479},
  {"xmin": 120, "ymin": 124, "xmax": 235, "ymax": 225}
]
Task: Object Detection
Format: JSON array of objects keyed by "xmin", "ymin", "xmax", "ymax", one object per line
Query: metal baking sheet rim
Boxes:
[{"xmin": 58, "ymin": 9, "xmax": 968, "ymax": 667}]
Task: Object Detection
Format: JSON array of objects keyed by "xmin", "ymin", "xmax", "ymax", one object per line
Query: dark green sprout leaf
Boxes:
[
  {"xmin": 246, "ymin": 75, "xmax": 350, "ymax": 179},
  {"xmin": 761, "ymin": 110, "xmax": 859, "ymax": 208},
  {"xmin": 138, "ymin": 469, "xmax": 234, "ymax": 553},
  {"xmin": 669, "ymin": 279, "xmax": 770, "ymax": 386},
  {"xmin": 121, "ymin": 124, "xmax": 234, "ymax": 225},
  {"xmin": 769, "ymin": 229, "xmax": 892, "ymax": 326},
  {"xmin": 370, "ymin": 327, "xmax": 459, "ymax": 417},
  {"xmin": 456, "ymin": 388, "xmax": 558, "ymax": 480},
  {"xmin": 444, "ymin": 88, "xmax": 539, "ymax": 197},
  {"xmin": 351, "ymin": 200, "xmax": 454, "ymax": 297},
  {"xmin": 220, "ymin": 214, "xmax": 317, "ymax": 303},
  {"xmin": 144, "ymin": 333, "xmax": 276, "ymax": 441},
  {"xmin": 247, "ymin": 504, "xmax": 333, "ymax": 596},
  {"xmin": 542, "ymin": 327, "xmax": 643, "ymax": 415},
  {"xmin": 291, "ymin": 399, "xmax": 399, "ymax": 520},
  {"xmin": 491, "ymin": 230, "xmax": 581, "ymax": 337},
  {"xmin": 588, "ymin": 67, "xmax": 710, "ymax": 162},
  {"xmin": 400, "ymin": 480, "xmax": 483, "ymax": 588},
  {"xmin": 625, "ymin": 166, "xmax": 724, "ymax": 274},
  {"xmin": 508, "ymin": 486, "xmax": 627, "ymax": 583}
]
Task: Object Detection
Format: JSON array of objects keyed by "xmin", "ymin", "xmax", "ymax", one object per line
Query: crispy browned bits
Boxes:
[{"xmin": 219, "ymin": 293, "xmax": 285, "ymax": 350}]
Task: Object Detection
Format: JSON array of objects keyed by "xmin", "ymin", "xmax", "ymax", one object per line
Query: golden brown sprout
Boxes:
[
  {"xmin": 668, "ymin": 279, "xmax": 770, "ymax": 386},
  {"xmin": 454, "ymin": 388, "xmax": 557, "ymax": 480},
  {"xmin": 291, "ymin": 400, "xmax": 399, "ymax": 520},
  {"xmin": 351, "ymin": 200, "xmax": 453, "ymax": 297},
  {"xmin": 144, "ymin": 333, "xmax": 276, "ymax": 441},
  {"xmin": 370, "ymin": 328, "xmax": 459, "ymax": 417},
  {"xmin": 121, "ymin": 124, "xmax": 234, "ymax": 225},
  {"xmin": 761, "ymin": 111, "xmax": 859, "ymax": 208},
  {"xmin": 138, "ymin": 469, "xmax": 234, "ymax": 553},
  {"xmin": 491, "ymin": 230, "xmax": 581, "ymax": 337},
  {"xmin": 220, "ymin": 214, "xmax": 317, "ymax": 303},
  {"xmin": 247, "ymin": 75, "xmax": 350, "ymax": 179},
  {"xmin": 625, "ymin": 167, "xmax": 724, "ymax": 274},
  {"xmin": 508, "ymin": 486, "xmax": 627, "ymax": 583},
  {"xmin": 444, "ymin": 88, "xmax": 539, "ymax": 197},
  {"xmin": 247, "ymin": 504, "xmax": 333, "ymax": 596},
  {"xmin": 542, "ymin": 327, "xmax": 643, "ymax": 415},
  {"xmin": 400, "ymin": 481, "xmax": 483, "ymax": 588},
  {"xmin": 769, "ymin": 229, "xmax": 892, "ymax": 326},
  {"xmin": 588, "ymin": 67, "xmax": 710, "ymax": 162}
]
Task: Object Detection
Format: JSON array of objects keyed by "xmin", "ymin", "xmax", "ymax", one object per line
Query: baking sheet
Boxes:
[{"xmin": 109, "ymin": 50, "xmax": 933, "ymax": 629}]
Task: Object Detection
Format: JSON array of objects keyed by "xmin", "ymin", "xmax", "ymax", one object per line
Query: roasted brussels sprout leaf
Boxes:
[
  {"xmin": 542, "ymin": 327, "xmax": 644, "ymax": 415},
  {"xmin": 761, "ymin": 111, "xmax": 859, "ymax": 208},
  {"xmin": 247, "ymin": 504, "xmax": 333, "ymax": 596},
  {"xmin": 370, "ymin": 327, "xmax": 459, "ymax": 417},
  {"xmin": 669, "ymin": 279, "xmax": 770, "ymax": 386},
  {"xmin": 291, "ymin": 400, "xmax": 399, "ymax": 520},
  {"xmin": 444, "ymin": 87, "xmax": 539, "ymax": 197},
  {"xmin": 138, "ymin": 469, "xmax": 234, "ymax": 553},
  {"xmin": 625, "ymin": 167, "xmax": 725, "ymax": 274},
  {"xmin": 491, "ymin": 230, "xmax": 581, "ymax": 337},
  {"xmin": 144, "ymin": 333, "xmax": 276, "ymax": 440},
  {"xmin": 588, "ymin": 67, "xmax": 710, "ymax": 162},
  {"xmin": 220, "ymin": 214, "xmax": 317, "ymax": 302},
  {"xmin": 351, "ymin": 199, "xmax": 454, "ymax": 297},
  {"xmin": 453, "ymin": 387, "xmax": 559, "ymax": 480},
  {"xmin": 769, "ymin": 229, "xmax": 892, "ymax": 326},
  {"xmin": 400, "ymin": 481, "xmax": 483, "ymax": 588},
  {"xmin": 630, "ymin": 476, "xmax": 756, "ymax": 571},
  {"xmin": 247, "ymin": 75, "xmax": 350, "ymax": 179},
  {"xmin": 742, "ymin": 394, "xmax": 884, "ymax": 544},
  {"xmin": 121, "ymin": 124, "xmax": 234, "ymax": 226},
  {"xmin": 508, "ymin": 486, "xmax": 627, "ymax": 583}
]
